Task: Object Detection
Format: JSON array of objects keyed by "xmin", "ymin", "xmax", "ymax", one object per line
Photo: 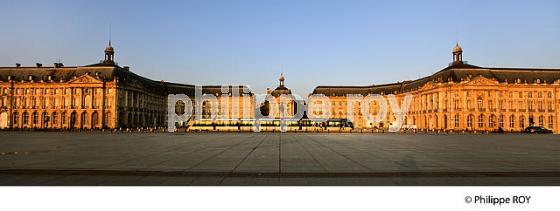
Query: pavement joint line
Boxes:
[
  {"xmin": 307, "ymin": 135, "xmax": 374, "ymax": 172},
  {"xmin": 185, "ymin": 134, "xmax": 257, "ymax": 172},
  {"xmin": 142, "ymin": 134, "xmax": 237, "ymax": 170},
  {"xmin": 1, "ymin": 169, "xmax": 560, "ymax": 178},
  {"xmin": 97, "ymin": 135, "xmax": 215, "ymax": 170},
  {"xmin": 218, "ymin": 134, "xmax": 268, "ymax": 185},
  {"xmin": 293, "ymin": 135, "xmax": 329, "ymax": 172}
]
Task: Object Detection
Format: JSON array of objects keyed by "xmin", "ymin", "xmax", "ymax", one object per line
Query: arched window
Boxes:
[
  {"xmin": 92, "ymin": 112, "xmax": 98, "ymax": 128},
  {"xmin": 52, "ymin": 112, "xmax": 58, "ymax": 126},
  {"xmin": 478, "ymin": 114, "xmax": 484, "ymax": 128},
  {"xmin": 509, "ymin": 115, "xmax": 515, "ymax": 129},
  {"xmin": 70, "ymin": 112, "xmax": 77, "ymax": 128},
  {"xmin": 42, "ymin": 112, "xmax": 48, "ymax": 128},
  {"xmin": 12, "ymin": 112, "xmax": 19, "ymax": 127},
  {"xmin": 488, "ymin": 115, "xmax": 495, "ymax": 128},
  {"xmin": 519, "ymin": 115, "xmax": 525, "ymax": 129},
  {"xmin": 175, "ymin": 101, "xmax": 186, "ymax": 115},
  {"xmin": 538, "ymin": 116, "xmax": 544, "ymax": 127},
  {"xmin": 454, "ymin": 114, "xmax": 459, "ymax": 127},
  {"xmin": 61, "ymin": 112, "xmax": 66, "ymax": 125},
  {"xmin": 548, "ymin": 116, "xmax": 554, "ymax": 129},
  {"xmin": 32, "ymin": 112, "xmax": 38, "ymax": 127},
  {"xmin": 467, "ymin": 115, "xmax": 473, "ymax": 128},
  {"xmin": 23, "ymin": 112, "xmax": 29, "ymax": 126},
  {"xmin": 81, "ymin": 112, "xmax": 88, "ymax": 128},
  {"xmin": 498, "ymin": 115, "xmax": 504, "ymax": 128}
]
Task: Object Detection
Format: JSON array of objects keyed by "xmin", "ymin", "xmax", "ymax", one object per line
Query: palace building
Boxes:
[
  {"xmin": 312, "ymin": 43, "xmax": 560, "ymax": 133},
  {"xmin": 1, "ymin": 42, "xmax": 559, "ymax": 133},
  {"xmin": 0, "ymin": 42, "xmax": 252, "ymax": 130}
]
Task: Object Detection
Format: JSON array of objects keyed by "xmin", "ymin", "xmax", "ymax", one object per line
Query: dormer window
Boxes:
[
  {"xmin": 47, "ymin": 75, "xmax": 52, "ymax": 81},
  {"xmin": 28, "ymin": 75, "xmax": 33, "ymax": 81}
]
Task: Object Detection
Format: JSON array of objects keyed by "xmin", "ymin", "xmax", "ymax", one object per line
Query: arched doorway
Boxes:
[
  {"xmin": 42, "ymin": 112, "xmax": 49, "ymax": 129},
  {"xmin": 80, "ymin": 112, "xmax": 88, "ymax": 129},
  {"xmin": 70, "ymin": 112, "xmax": 77, "ymax": 129},
  {"xmin": 91, "ymin": 112, "xmax": 98, "ymax": 129}
]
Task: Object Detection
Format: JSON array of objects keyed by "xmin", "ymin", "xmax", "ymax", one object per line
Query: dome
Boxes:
[
  {"xmin": 452, "ymin": 43, "xmax": 462, "ymax": 53},
  {"xmin": 104, "ymin": 46, "xmax": 114, "ymax": 53},
  {"xmin": 104, "ymin": 41, "xmax": 114, "ymax": 53},
  {"xmin": 271, "ymin": 87, "xmax": 292, "ymax": 97}
]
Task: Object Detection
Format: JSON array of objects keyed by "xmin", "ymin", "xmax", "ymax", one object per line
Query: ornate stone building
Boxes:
[
  {"xmin": 266, "ymin": 73, "xmax": 298, "ymax": 118},
  {"xmin": 0, "ymin": 42, "xmax": 255, "ymax": 130},
  {"xmin": 312, "ymin": 43, "xmax": 560, "ymax": 133},
  {"xmin": 2, "ymin": 43, "xmax": 559, "ymax": 132},
  {"xmin": 0, "ymin": 42, "xmax": 177, "ymax": 129}
]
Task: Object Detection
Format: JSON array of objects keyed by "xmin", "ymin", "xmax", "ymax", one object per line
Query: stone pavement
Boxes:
[{"xmin": 0, "ymin": 132, "xmax": 559, "ymax": 185}]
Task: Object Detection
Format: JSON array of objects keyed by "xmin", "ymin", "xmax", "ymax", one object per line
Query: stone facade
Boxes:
[
  {"xmin": 2, "ymin": 43, "xmax": 559, "ymax": 132},
  {"xmin": 0, "ymin": 42, "xmax": 174, "ymax": 129},
  {"xmin": 312, "ymin": 44, "xmax": 560, "ymax": 133}
]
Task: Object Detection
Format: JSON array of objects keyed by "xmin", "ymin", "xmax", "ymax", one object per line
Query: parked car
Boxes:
[{"xmin": 523, "ymin": 126, "xmax": 553, "ymax": 134}]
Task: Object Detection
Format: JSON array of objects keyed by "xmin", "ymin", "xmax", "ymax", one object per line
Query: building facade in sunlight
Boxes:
[
  {"xmin": 0, "ymin": 43, "xmax": 254, "ymax": 130},
  {"xmin": 1, "ymin": 43, "xmax": 559, "ymax": 132},
  {"xmin": 0, "ymin": 42, "xmax": 170, "ymax": 129},
  {"xmin": 312, "ymin": 44, "xmax": 560, "ymax": 132}
]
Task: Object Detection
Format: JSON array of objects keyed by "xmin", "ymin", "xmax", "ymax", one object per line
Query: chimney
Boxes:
[
  {"xmin": 16, "ymin": 63, "xmax": 21, "ymax": 68},
  {"xmin": 53, "ymin": 63, "xmax": 64, "ymax": 68},
  {"xmin": 123, "ymin": 66, "xmax": 130, "ymax": 71},
  {"xmin": 36, "ymin": 63, "xmax": 42, "ymax": 68}
]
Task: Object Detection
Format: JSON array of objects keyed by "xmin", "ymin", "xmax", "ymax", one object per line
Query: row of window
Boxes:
[
  {"xmin": 440, "ymin": 90, "xmax": 555, "ymax": 99},
  {"xmin": 0, "ymin": 87, "xmax": 113, "ymax": 96},
  {"xmin": 443, "ymin": 114, "xmax": 554, "ymax": 129},
  {"xmin": 11, "ymin": 111, "xmax": 111, "ymax": 128},
  {"xmin": 6, "ymin": 96, "xmax": 112, "ymax": 109},
  {"xmin": 415, "ymin": 98, "xmax": 556, "ymax": 112},
  {"xmin": 121, "ymin": 90, "xmax": 166, "ymax": 110}
]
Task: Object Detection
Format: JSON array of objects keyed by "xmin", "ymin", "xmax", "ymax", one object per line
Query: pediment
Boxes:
[
  {"xmin": 419, "ymin": 81, "xmax": 436, "ymax": 90},
  {"xmin": 68, "ymin": 74, "xmax": 102, "ymax": 84},
  {"xmin": 465, "ymin": 75, "xmax": 498, "ymax": 85}
]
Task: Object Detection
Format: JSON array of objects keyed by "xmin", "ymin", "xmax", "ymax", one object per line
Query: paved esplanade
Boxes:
[{"xmin": 0, "ymin": 132, "xmax": 559, "ymax": 185}]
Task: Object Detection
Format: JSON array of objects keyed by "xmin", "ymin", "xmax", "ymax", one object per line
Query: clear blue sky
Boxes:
[{"xmin": 1, "ymin": 0, "xmax": 559, "ymax": 96}]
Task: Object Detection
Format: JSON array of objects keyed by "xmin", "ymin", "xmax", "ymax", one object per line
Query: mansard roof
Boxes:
[
  {"xmin": 0, "ymin": 65, "xmax": 118, "ymax": 82},
  {"xmin": 0, "ymin": 64, "xmax": 254, "ymax": 97},
  {"xmin": 312, "ymin": 63, "xmax": 560, "ymax": 96}
]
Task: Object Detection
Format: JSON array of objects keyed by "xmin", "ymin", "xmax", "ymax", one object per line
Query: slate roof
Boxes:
[
  {"xmin": 312, "ymin": 63, "xmax": 560, "ymax": 96},
  {"xmin": 0, "ymin": 63, "xmax": 253, "ymax": 96}
]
